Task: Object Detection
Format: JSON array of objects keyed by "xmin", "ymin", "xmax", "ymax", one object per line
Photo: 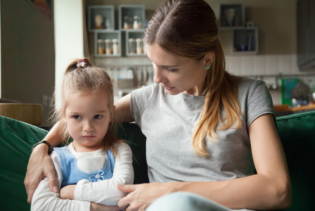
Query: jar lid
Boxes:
[
  {"xmin": 136, "ymin": 38, "xmax": 143, "ymax": 42},
  {"xmin": 129, "ymin": 38, "xmax": 135, "ymax": 42},
  {"xmin": 112, "ymin": 39, "xmax": 118, "ymax": 42},
  {"xmin": 97, "ymin": 39, "xmax": 104, "ymax": 43},
  {"xmin": 105, "ymin": 39, "xmax": 111, "ymax": 43}
]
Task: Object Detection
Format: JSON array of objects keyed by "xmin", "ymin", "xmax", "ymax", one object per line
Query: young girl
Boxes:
[{"xmin": 31, "ymin": 59, "xmax": 134, "ymax": 211}]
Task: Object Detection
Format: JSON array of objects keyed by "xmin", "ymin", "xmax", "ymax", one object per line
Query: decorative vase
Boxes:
[{"xmin": 225, "ymin": 8, "xmax": 236, "ymax": 26}]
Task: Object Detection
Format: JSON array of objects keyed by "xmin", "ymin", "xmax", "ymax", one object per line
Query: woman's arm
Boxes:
[
  {"xmin": 24, "ymin": 122, "xmax": 63, "ymax": 203},
  {"xmin": 117, "ymin": 114, "xmax": 292, "ymax": 211},
  {"xmin": 74, "ymin": 142, "xmax": 134, "ymax": 205},
  {"xmin": 114, "ymin": 94, "xmax": 134, "ymax": 123}
]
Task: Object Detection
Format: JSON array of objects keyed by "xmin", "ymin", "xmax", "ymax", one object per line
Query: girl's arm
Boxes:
[
  {"xmin": 74, "ymin": 142, "xmax": 134, "ymax": 206},
  {"xmin": 31, "ymin": 151, "xmax": 91, "ymax": 211},
  {"xmin": 117, "ymin": 114, "xmax": 292, "ymax": 211}
]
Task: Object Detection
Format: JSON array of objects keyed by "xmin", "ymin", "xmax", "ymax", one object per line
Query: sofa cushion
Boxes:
[{"xmin": 276, "ymin": 111, "xmax": 315, "ymax": 211}]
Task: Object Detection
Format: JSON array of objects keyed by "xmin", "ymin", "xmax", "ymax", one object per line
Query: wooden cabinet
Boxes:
[{"xmin": 297, "ymin": 0, "xmax": 315, "ymax": 70}]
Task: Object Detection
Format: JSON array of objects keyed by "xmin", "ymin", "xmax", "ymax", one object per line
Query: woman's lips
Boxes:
[{"xmin": 163, "ymin": 85, "xmax": 174, "ymax": 91}]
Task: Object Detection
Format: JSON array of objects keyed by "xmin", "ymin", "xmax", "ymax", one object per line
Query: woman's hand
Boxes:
[
  {"xmin": 59, "ymin": 185, "xmax": 76, "ymax": 200},
  {"xmin": 24, "ymin": 143, "xmax": 58, "ymax": 203},
  {"xmin": 90, "ymin": 203, "xmax": 121, "ymax": 211},
  {"xmin": 117, "ymin": 182, "xmax": 176, "ymax": 211}
]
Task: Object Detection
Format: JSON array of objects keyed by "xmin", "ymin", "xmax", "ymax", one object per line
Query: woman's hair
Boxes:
[
  {"xmin": 52, "ymin": 58, "xmax": 120, "ymax": 156},
  {"xmin": 145, "ymin": 0, "xmax": 242, "ymax": 157}
]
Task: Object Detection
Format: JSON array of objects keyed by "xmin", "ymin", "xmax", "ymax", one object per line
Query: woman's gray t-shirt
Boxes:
[{"xmin": 130, "ymin": 77, "xmax": 274, "ymax": 184}]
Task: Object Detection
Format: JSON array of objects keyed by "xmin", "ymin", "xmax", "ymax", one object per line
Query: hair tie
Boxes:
[{"xmin": 76, "ymin": 60, "xmax": 88, "ymax": 68}]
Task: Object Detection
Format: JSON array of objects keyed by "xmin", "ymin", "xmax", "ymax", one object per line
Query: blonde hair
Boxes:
[
  {"xmin": 145, "ymin": 0, "xmax": 242, "ymax": 157},
  {"xmin": 52, "ymin": 58, "xmax": 120, "ymax": 156}
]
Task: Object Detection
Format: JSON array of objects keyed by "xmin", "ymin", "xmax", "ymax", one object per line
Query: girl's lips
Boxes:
[{"xmin": 83, "ymin": 136, "xmax": 95, "ymax": 139}]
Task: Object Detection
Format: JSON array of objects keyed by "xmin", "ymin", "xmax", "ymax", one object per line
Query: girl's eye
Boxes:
[
  {"xmin": 164, "ymin": 67, "xmax": 178, "ymax": 73},
  {"xmin": 73, "ymin": 115, "xmax": 82, "ymax": 120},
  {"xmin": 94, "ymin": 115, "xmax": 103, "ymax": 119}
]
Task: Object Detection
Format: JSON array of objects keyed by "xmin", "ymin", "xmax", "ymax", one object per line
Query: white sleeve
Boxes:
[
  {"xmin": 74, "ymin": 142, "xmax": 134, "ymax": 206},
  {"xmin": 31, "ymin": 151, "xmax": 91, "ymax": 211}
]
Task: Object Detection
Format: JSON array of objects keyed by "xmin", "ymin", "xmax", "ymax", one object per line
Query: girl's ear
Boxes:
[
  {"xmin": 109, "ymin": 105, "xmax": 116, "ymax": 123},
  {"xmin": 60, "ymin": 107, "xmax": 67, "ymax": 122}
]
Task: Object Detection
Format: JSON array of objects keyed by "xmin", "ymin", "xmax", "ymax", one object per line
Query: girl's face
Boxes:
[
  {"xmin": 146, "ymin": 43, "xmax": 211, "ymax": 96},
  {"xmin": 63, "ymin": 89, "xmax": 112, "ymax": 152}
]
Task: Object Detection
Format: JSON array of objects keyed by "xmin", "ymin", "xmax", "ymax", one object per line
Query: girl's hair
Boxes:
[
  {"xmin": 145, "ymin": 0, "xmax": 242, "ymax": 157},
  {"xmin": 52, "ymin": 58, "xmax": 120, "ymax": 156}
]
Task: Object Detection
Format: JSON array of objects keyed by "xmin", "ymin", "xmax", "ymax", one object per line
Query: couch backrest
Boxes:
[{"xmin": 0, "ymin": 111, "xmax": 314, "ymax": 211}]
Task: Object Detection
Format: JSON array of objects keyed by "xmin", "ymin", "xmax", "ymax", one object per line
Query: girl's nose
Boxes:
[{"xmin": 83, "ymin": 121, "xmax": 94, "ymax": 132}]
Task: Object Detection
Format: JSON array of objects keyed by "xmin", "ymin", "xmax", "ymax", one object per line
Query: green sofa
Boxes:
[{"xmin": 0, "ymin": 111, "xmax": 314, "ymax": 211}]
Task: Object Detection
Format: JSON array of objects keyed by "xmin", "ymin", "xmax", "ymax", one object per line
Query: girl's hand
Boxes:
[
  {"xmin": 117, "ymin": 182, "xmax": 175, "ymax": 211},
  {"xmin": 24, "ymin": 143, "xmax": 58, "ymax": 203},
  {"xmin": 90, "ymin": 203, "xmax": 122, "ymax": 211},
  {"xmin": 59, "ymin": 185, "xmax": 76, "ymax": 200}
]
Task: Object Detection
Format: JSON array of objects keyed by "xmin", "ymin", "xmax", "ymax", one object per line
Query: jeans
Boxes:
[{"xmin": 146, "ymin": 192, "xmax": 232, "ymax": 211}]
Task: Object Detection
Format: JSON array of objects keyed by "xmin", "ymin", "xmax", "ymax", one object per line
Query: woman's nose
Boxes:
[{"xmin": 154, "ymin": 66, "xmax": 165, "ymax": 84}]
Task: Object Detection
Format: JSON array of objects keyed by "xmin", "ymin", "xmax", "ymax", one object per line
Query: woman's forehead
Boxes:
[{"xmin": 146, "ymin": 43, "xmax": 184, "ymax": 66}]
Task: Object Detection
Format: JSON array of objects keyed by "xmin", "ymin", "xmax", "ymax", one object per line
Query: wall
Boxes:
[
  {"xmin": 1, "ymin": 0, "xmax": 55, "ymax": 125},
  {"xmin": 54, "ymin": 0, "xmax": 86, "ymax": 108},
  {"xmin": 87, "ymin": 0, "xmax": 297, "ymax": 55},
  {"xmin": 86, "ymin": 0, "xmax": 315, "ymax": 105}
]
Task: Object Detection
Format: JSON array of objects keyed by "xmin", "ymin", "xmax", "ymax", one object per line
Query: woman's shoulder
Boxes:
[{"xmin": 233, "ymin": 76, "xmax": 267, "ymax": 94}]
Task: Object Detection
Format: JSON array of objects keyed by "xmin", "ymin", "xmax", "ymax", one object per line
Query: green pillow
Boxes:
[{"xmin": 0, "ymin": 116, "xmax": 48, "ymax": 211}]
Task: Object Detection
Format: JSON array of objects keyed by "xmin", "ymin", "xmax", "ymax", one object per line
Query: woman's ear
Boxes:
[{"xmin": 203, "ymin": 51, "xmax": 215, "ymax": 68}]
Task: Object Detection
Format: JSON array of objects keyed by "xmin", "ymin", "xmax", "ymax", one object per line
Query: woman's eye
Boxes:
[
  {"xmin": 164, "ymin": 67, "xmax": 178, "ymax": 73},
  {"xmin": 94, "ymin": 115, "xmax": 102, "ymax": 119},
  {"xmin": 73, "ymin": 115, "xmax": 82, "ymax": 120}
]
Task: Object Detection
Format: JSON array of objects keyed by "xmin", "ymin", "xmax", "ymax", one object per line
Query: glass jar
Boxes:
[
  {"xmin": 129, "ymin": 38, "xmax": 136, "ymax": 54},
  {"xmin": 136, "ymin": 38, "xmax": 144, "ymax": 54},
  {"xmin": 105, "ymin": 39, "xmax": 112, "ymax": 55},
  {"xmin": 112, "ymin": 39, "xmax": 119, "ymax": 55},
  {"xmin": 124, "ymin": 16, "xmax": 132, "ymax": 29},
  {"xmin": 97, "ymin": 39, "xmax": 105, "ymax": 55}
]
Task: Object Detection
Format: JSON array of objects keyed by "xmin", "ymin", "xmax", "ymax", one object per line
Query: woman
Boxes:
[{"xmin": 25, "ymin": 0, "xmax": 291, "ymax": 210}]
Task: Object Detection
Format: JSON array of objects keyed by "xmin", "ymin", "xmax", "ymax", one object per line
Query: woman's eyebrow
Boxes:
[{"xmin": 147, "ymin": 56, "xmax": 179, "ymax": 67}]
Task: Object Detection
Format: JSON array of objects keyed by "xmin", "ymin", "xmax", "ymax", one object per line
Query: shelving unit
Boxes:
[
  {"xmin": 88, "ymin": 5, "xmax": 146, "ymax": 57},
  {"xmin": 218, "ymin": 3, "xmax": 259, "ymax": 54},
  {"xmin": 126, "ymin": 30, "xmax": 146, "ymax": 57},
  {"xmin": 95, "ymin": 31, "xmax": 121, "ymax": 57},
  {"xmin": 88, "ymin": 6, "xmax": 115, "ymax": 32},
  {"xmin": 119, "ymin": 5, "xmax": 146, "ymax": 31},
  {"xmin": 218, "ymin": 4, "xmax": 245, "ymax": 28},
  {"xmin": 232, "ymin": 27, "xmax": 258, "ymax": 54}
]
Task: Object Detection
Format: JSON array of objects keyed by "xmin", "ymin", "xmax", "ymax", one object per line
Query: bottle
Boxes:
[
  {"xmin": 128, "ymin": 38, "xmax": 136, "ymax": 54},
  {"xmin": 124, "ymin": 16, "xmax": 130, "ymax": 29},
  {"xmin": 133, "ymin": 16, "xmax": 141, "ymax": 29},
  {"xmin": 105, "ymin": 39, "xmax": 112, "ymax": 55},
  {"xmin": 112, "ymin": 39, "xmax": 119, "ymax": 55},
  {"xmin": 97, "ymin": 39, "xmax": 105, "ymax": 54},
  {"xmin": 136, "ymin": 38, "xmax": 144, "ymax": 54}
]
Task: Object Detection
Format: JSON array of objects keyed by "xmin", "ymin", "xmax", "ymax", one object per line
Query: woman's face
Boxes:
[{"xmin": 146, "ymin": 43, "xmax": 211, "ymax": 96}]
